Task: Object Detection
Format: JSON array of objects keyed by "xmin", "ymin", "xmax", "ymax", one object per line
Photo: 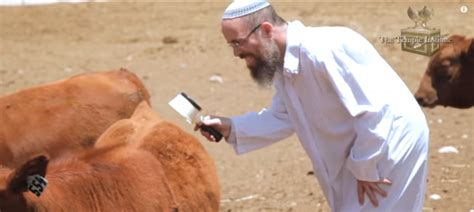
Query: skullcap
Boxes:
[{"xmin": 222, "ymin": 0, "xmax": 271, "ymax": 20}]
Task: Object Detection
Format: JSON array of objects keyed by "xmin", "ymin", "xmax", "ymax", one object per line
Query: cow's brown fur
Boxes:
[
  {"xmin": 414, "ymin": 35, "xmax": 474, "ymax": 108},
  {"xmin": 0, "ymin": 102, "xmax": 220, "ymax": 211},
  {"xmin": 0, "ymin": 69, "xmax": 150, "ymax": 168},
  {"xmin": 95, "ymin": 102, "xmax": 221, "ymax": 211},
  {"xmin": 0, "ymin": 149, "xmax": 179, "ymax": 211}
]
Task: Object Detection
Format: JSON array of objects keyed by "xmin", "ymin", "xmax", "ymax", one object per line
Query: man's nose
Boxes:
[{"xmin": 232, "ymin": 47, "xmax": 241, "ymax": 57}]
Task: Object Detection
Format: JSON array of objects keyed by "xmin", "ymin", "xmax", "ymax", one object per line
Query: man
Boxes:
[{"xmin": 195, "ymin": 0, "xmax": 430, "ymax": 211}]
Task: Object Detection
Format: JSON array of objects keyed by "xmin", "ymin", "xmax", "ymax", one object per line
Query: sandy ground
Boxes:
[{"xmin": 0, "ymin": 1, "xmax": 473, "ymax": 211}]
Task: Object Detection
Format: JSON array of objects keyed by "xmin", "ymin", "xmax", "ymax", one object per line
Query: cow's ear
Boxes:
[
  {"xmin": 7, "ymin": 155, "xmax": 49, "ymax": 193},
  {"xmin": 460, "ymin": 38, "xmax": 474, "ymax": 63},
  {"xmin": 468, "ymin": 38, "xmax": 474, "ymax": 56}
]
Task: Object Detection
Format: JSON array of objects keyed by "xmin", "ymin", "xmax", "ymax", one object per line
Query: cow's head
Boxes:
[
  {"xmin": 414, "ymin": 35, "xmax": 474, "ymax": 108},
  {"xmin": 0, "ymin": 155, "xmax": 49, "ymax": 212}
]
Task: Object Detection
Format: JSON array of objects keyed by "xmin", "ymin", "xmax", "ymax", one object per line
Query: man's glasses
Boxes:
[{"xmin": 228, "ymin": 23, "xmax": 262, "ymax": 48}]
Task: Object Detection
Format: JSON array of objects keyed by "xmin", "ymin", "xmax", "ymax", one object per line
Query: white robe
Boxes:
[{"xmin": 226, "ymin": 21, "xmax": 430, "ymax": 212}]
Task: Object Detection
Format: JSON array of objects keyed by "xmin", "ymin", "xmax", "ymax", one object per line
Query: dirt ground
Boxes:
[{"xmin": 0, "ymin": 1, "xmax": 472, "ymax": 211}]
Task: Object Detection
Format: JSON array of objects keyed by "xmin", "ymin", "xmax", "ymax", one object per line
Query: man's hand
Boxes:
[
  {"xmin": 194, "ymin": 115, "xmax": 231, "ymax": 142},
  {"xmin": 357, "ymin": 178, "xmax": 392, "ymax": 207}
]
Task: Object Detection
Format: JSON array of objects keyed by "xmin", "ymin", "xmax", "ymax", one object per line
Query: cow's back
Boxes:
[
  {"xmin": 0, "ymin": 146, "xmax": 180, "ymax": 211},
  {"xmin": 0, "ymin": 68, "xmax": 150, "ymax": 167},
  {"xmin": 95, "ymin": 102, "xmax": 221, "ymax": 211},
  {"xmin": 139, "ymin": 120, "xmax": 220, "ymax": 211}
]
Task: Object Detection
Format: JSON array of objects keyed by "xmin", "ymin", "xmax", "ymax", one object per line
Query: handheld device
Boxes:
[{"xmin": 168, "ymin": 92, "xmax": 223, "ymax": 142}]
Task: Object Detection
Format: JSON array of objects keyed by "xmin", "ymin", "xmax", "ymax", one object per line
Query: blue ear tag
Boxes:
[{"xmin": 27, "ymin": 175, "xmax": 48, "ymax": 197}]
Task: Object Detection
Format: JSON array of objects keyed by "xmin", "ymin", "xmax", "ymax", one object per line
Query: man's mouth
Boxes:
[
  {"xmin": 239, "ymin": 54, "xmax": 255, "ymax": 67},
  {"xmin": 245, "ymin": 57, "xmax": 256, "ymax": 69},
  {"xmin": 239, "ymin": 53, "xmax": 250, "ymax": 59}
]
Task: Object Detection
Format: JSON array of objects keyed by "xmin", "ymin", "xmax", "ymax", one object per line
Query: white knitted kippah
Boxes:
[{"xmin": 222, "ymin": 0, "xmax": 271, "ymax": 20}]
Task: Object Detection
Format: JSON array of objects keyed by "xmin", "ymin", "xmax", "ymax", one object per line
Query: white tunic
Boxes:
[{"xmin": 227, "ymin": 21, "xmax": 430, "ymax": 211}]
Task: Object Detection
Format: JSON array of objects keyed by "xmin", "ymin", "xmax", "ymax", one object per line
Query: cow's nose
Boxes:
[{"xmin": 415, "ymin": 96, "xmax": 425, "ymax": 106}]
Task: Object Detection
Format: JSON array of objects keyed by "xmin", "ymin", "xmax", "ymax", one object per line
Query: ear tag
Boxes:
[{"xmin": 27, "ymin": 174, "xmax": 48, "ymax": 197}]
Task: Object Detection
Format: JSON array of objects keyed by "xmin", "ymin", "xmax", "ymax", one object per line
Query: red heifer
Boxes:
[
  {"xmin": 0, "ymin": 150, "xmax": 180, "ymax": 211},
  {"xmin": 0, "ymin": 102, "xmax": 220, "ymax": 211},
  {"xmin": 414, "ymin": 35, "xmax": 474, "ymax": 108},
  {"xmin": 0, "ymin": 69, "xmax": 150, "ymax": 168},
  {"xmin": 95, "ymin": 101, "xmax": 221, "ymax": 211}
]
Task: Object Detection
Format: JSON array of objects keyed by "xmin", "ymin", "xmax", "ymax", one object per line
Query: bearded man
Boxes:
[{"xmin": 195, "ymin": 1, "xmax": 430, "ymax": 211}]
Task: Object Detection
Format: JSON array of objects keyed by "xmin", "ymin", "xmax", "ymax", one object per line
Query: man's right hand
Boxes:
[{"xmin": 194, "ymin": 115, "xmax": 231, "ymax": 142}]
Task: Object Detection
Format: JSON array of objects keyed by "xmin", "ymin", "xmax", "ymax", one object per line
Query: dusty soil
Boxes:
[{"xmin": 0, "ymin": 1, "xmax": 472, "ymax": 211}]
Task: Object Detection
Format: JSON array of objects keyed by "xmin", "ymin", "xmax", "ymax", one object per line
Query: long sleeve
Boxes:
[
  {"xmin": 227, "ymin": 85, "xmax": 295, "ymax": 155},
  {"xmin": 317, "ymin": 28, "xmax": 396, "ymax": 181}
]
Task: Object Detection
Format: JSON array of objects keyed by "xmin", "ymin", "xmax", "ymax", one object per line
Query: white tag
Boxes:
[{"xmin": 27, "ymin": 174, "xmax": 48, "ymax": 197}]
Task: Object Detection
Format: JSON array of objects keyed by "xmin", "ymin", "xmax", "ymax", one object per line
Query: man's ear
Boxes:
[
  {"xmin": 260, "ymin": 22, "xmax": 274, "ymax": 37},
  {"xmin": 7, "ymin": 155, "xmax": 49, "ymax": 193}
]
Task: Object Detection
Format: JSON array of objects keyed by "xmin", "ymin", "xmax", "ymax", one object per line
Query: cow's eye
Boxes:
[
  {"xmin": 450, "ymin": 58, "xmax": 460, "ymax": 65},
  {"xmin": 433, "ymin": 71, "xmax": 452, "ymax": 84},
  {"xmin": 441, "ymin": 58, "xmax": 460, "ymax": 67},
  {"xmin": 441, "ymin": 60, "xmax": 450, "ymax": 67}
]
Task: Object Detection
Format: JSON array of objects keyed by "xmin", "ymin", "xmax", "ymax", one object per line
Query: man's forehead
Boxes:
[
  {"xmin": 222, "ymin": 18, "xmax": 247, "ymax": 31},
  {"xmin": 221, "ymin": 19, "xmax": 248, "ymax": 38}
]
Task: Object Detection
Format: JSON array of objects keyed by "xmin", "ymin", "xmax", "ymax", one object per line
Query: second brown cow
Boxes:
[
  {"xmin": 414, "ymin": 35, "xmax": 474, "ymax": 108},
  {"xmin": 0, "ymin": 68, "xmax": 150, "ymax": 168}
]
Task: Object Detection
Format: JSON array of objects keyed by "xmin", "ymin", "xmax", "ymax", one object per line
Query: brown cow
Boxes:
[
  {"xmin": 95, "ymin": 101, "xmax": 221, "ymax": 211},
  {"xmin": 0, "ymin": 68, "xmax": 150, "ymax": 168},
  {"xmin": 0, "ymin": 102, "xmax": 220, "ymax": 211},
  {"xmin": 0, "ymin": 150, "xmax": 179, "ymax": 211},
  {"xmin": 414, "ymin": 35, "xmax": 474, "ymax": 108}
]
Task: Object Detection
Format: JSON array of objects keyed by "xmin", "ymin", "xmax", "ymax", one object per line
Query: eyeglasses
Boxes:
[{"xmin": 228, "ymin": 23, "xmax": 262, "ymax": 48}]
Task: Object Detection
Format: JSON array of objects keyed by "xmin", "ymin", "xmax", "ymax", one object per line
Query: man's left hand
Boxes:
[{"xmin": 357, "ymin": 178, "xmax": 392, "ymax": 207}]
